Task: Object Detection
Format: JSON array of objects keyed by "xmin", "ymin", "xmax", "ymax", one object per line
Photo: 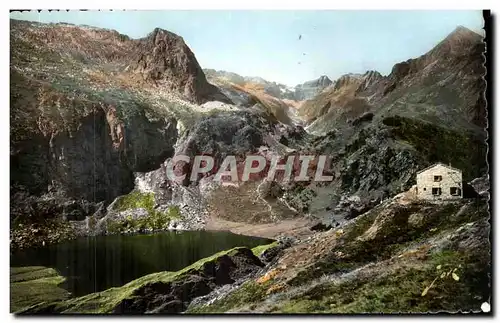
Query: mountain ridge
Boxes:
[{"xmin": 299, "ymin": 25, "xmax": 486, "ymax": 132}]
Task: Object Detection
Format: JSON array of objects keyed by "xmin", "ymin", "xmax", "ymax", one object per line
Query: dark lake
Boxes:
[{"xmin": 10, "ymin": 231, "xmax": 273, "ymax": 297}]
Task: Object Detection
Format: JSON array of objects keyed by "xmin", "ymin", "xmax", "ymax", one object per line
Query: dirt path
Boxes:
[{"xmin": 204, "ymin": 216, "xmax": 315, "ymax": 239}]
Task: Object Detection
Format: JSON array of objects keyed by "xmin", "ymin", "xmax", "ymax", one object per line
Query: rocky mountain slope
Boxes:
[
  {"xmin": 301, "ymin": 26, "xmax": 486, "ymax": 132},
  {"xmin": 10, "ymin": 19, "xmax": 309, "ymax": 248},
  {"xmin": 286, "ymin": 26, "xmax": 487, "ymax": 226},
  {"xmin": 130, "ymin": 28, "xmax": 230, "ymax": 104},
  {"xmin": 186, "ymin": 192, "xmax": 490, "ymax": 313},
  {"xmin": 11, "ymin": 19, "xmax": 225, "ymax": 202}
]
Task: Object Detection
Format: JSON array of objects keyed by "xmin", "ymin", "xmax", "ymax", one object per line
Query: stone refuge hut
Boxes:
[{"xmin": 415, "ymin": 163, "xmax": 463, "ymax": 200}]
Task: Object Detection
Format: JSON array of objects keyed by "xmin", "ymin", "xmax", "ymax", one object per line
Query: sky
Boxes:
[{"xmin": 10, "ymin": 10, "xmax": 484, "ymax": 86}]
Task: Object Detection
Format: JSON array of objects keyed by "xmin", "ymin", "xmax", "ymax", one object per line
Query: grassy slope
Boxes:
[
  {"xmin": 11, "ymin": 267, "xmax": 71, "ymax": 313},
  {"xmin": 15, "ymin": 242, "xmax": 277, "ymax": 314},
  {"xmin": 188, "ymin": 199, "xmax": 490, "ymax": 313}
]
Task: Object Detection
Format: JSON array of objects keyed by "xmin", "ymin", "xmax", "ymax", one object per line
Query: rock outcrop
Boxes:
[
  {"xmin": 173, "ymin": 109, "xmax": 276, "ymax": 183},
  {"xmin": 11, "ymin": 70, "xmax": 179, "ymax": 203},
  {"xmin": 130, "ymin": 28, "xmax": 230, "ymax": 104},
  {"xmin": 293, "ymin": 75, "xmax": 333, "ymax": 101}
]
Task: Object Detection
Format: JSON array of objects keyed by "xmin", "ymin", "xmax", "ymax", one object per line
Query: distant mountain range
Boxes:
[{"xmin": 203, "ymin": 68, "xmax": 333, "ymax": 101}]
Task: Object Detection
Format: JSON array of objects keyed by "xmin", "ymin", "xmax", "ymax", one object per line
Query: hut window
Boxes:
[{"xmin": 432, "ymin": 187, "xmax": 442, "ymax": 195}]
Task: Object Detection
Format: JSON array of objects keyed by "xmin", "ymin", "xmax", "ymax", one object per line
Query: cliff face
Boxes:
[
  {"xmin": 10, "ymin": 20, "xmax": 214, "ymax": 248},
  {"xmin": 9, "ymin": 18, "xmax": 241, "ymax": 199}
]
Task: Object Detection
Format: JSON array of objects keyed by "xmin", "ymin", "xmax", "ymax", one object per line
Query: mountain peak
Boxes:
[
  {"xmin": 447, "ymin": 25, "xmax": 483, "ymax": 42},
  {"xmin": 318, "ymin": 75, "xmax": 332, "ymax": 83},
  {"xmin": 425, "ymin": 25, "xmax": 483, "ymax": 61},
  {"xmin": 301, "ymin": 75, "xmax": 333, "ymax": 88}
]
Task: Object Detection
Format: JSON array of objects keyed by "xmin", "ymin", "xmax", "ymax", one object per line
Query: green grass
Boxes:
[
  {"xmin": 11, "ymin": 266, "xmax": 61, "ymax": 283},
  {"xmin": 343, "ymin": 208, "xmax": 379, "ymax": 241},
  {"xmin": 10, "ymin": 267, "xmax": 70, "ymax": 313},
  {"xmin": 113, "ymin": 190, "xmax": 157, "ymax": 212},
  {"xmin": 273, "ymin": 248, "xmax": 489, "ymax": 314},
  {"xmin": 16, "ymin": 198, "xmax": 489, "ymax": 315},
  {"xmin": 251, "ymin": 241, "xmax": 278, "ymax": 257},
  {"xmin": 18, "ymin": 236, "xmax": 280, "ymax": 314},
  {"xmin": 287, "ymin": 261, "xmax": 361, "ymax": 287},
  {"xmin": 271, "ymin": 200, "xmax": 490, "ymax": 314},
  {"xmin": 34, "ymin": 241, "xmax": 277, "ymax": 314},
  {"xmin": 108, "ymin": 191, "xmax": 181, "ymax": 233},
  {"xmin": 279, "ymin": 200, "xmax": 490, "ymax": 312},
  {"xmin": 22, "ymin": 247, "xmax": 253, "ymax": 314}
]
